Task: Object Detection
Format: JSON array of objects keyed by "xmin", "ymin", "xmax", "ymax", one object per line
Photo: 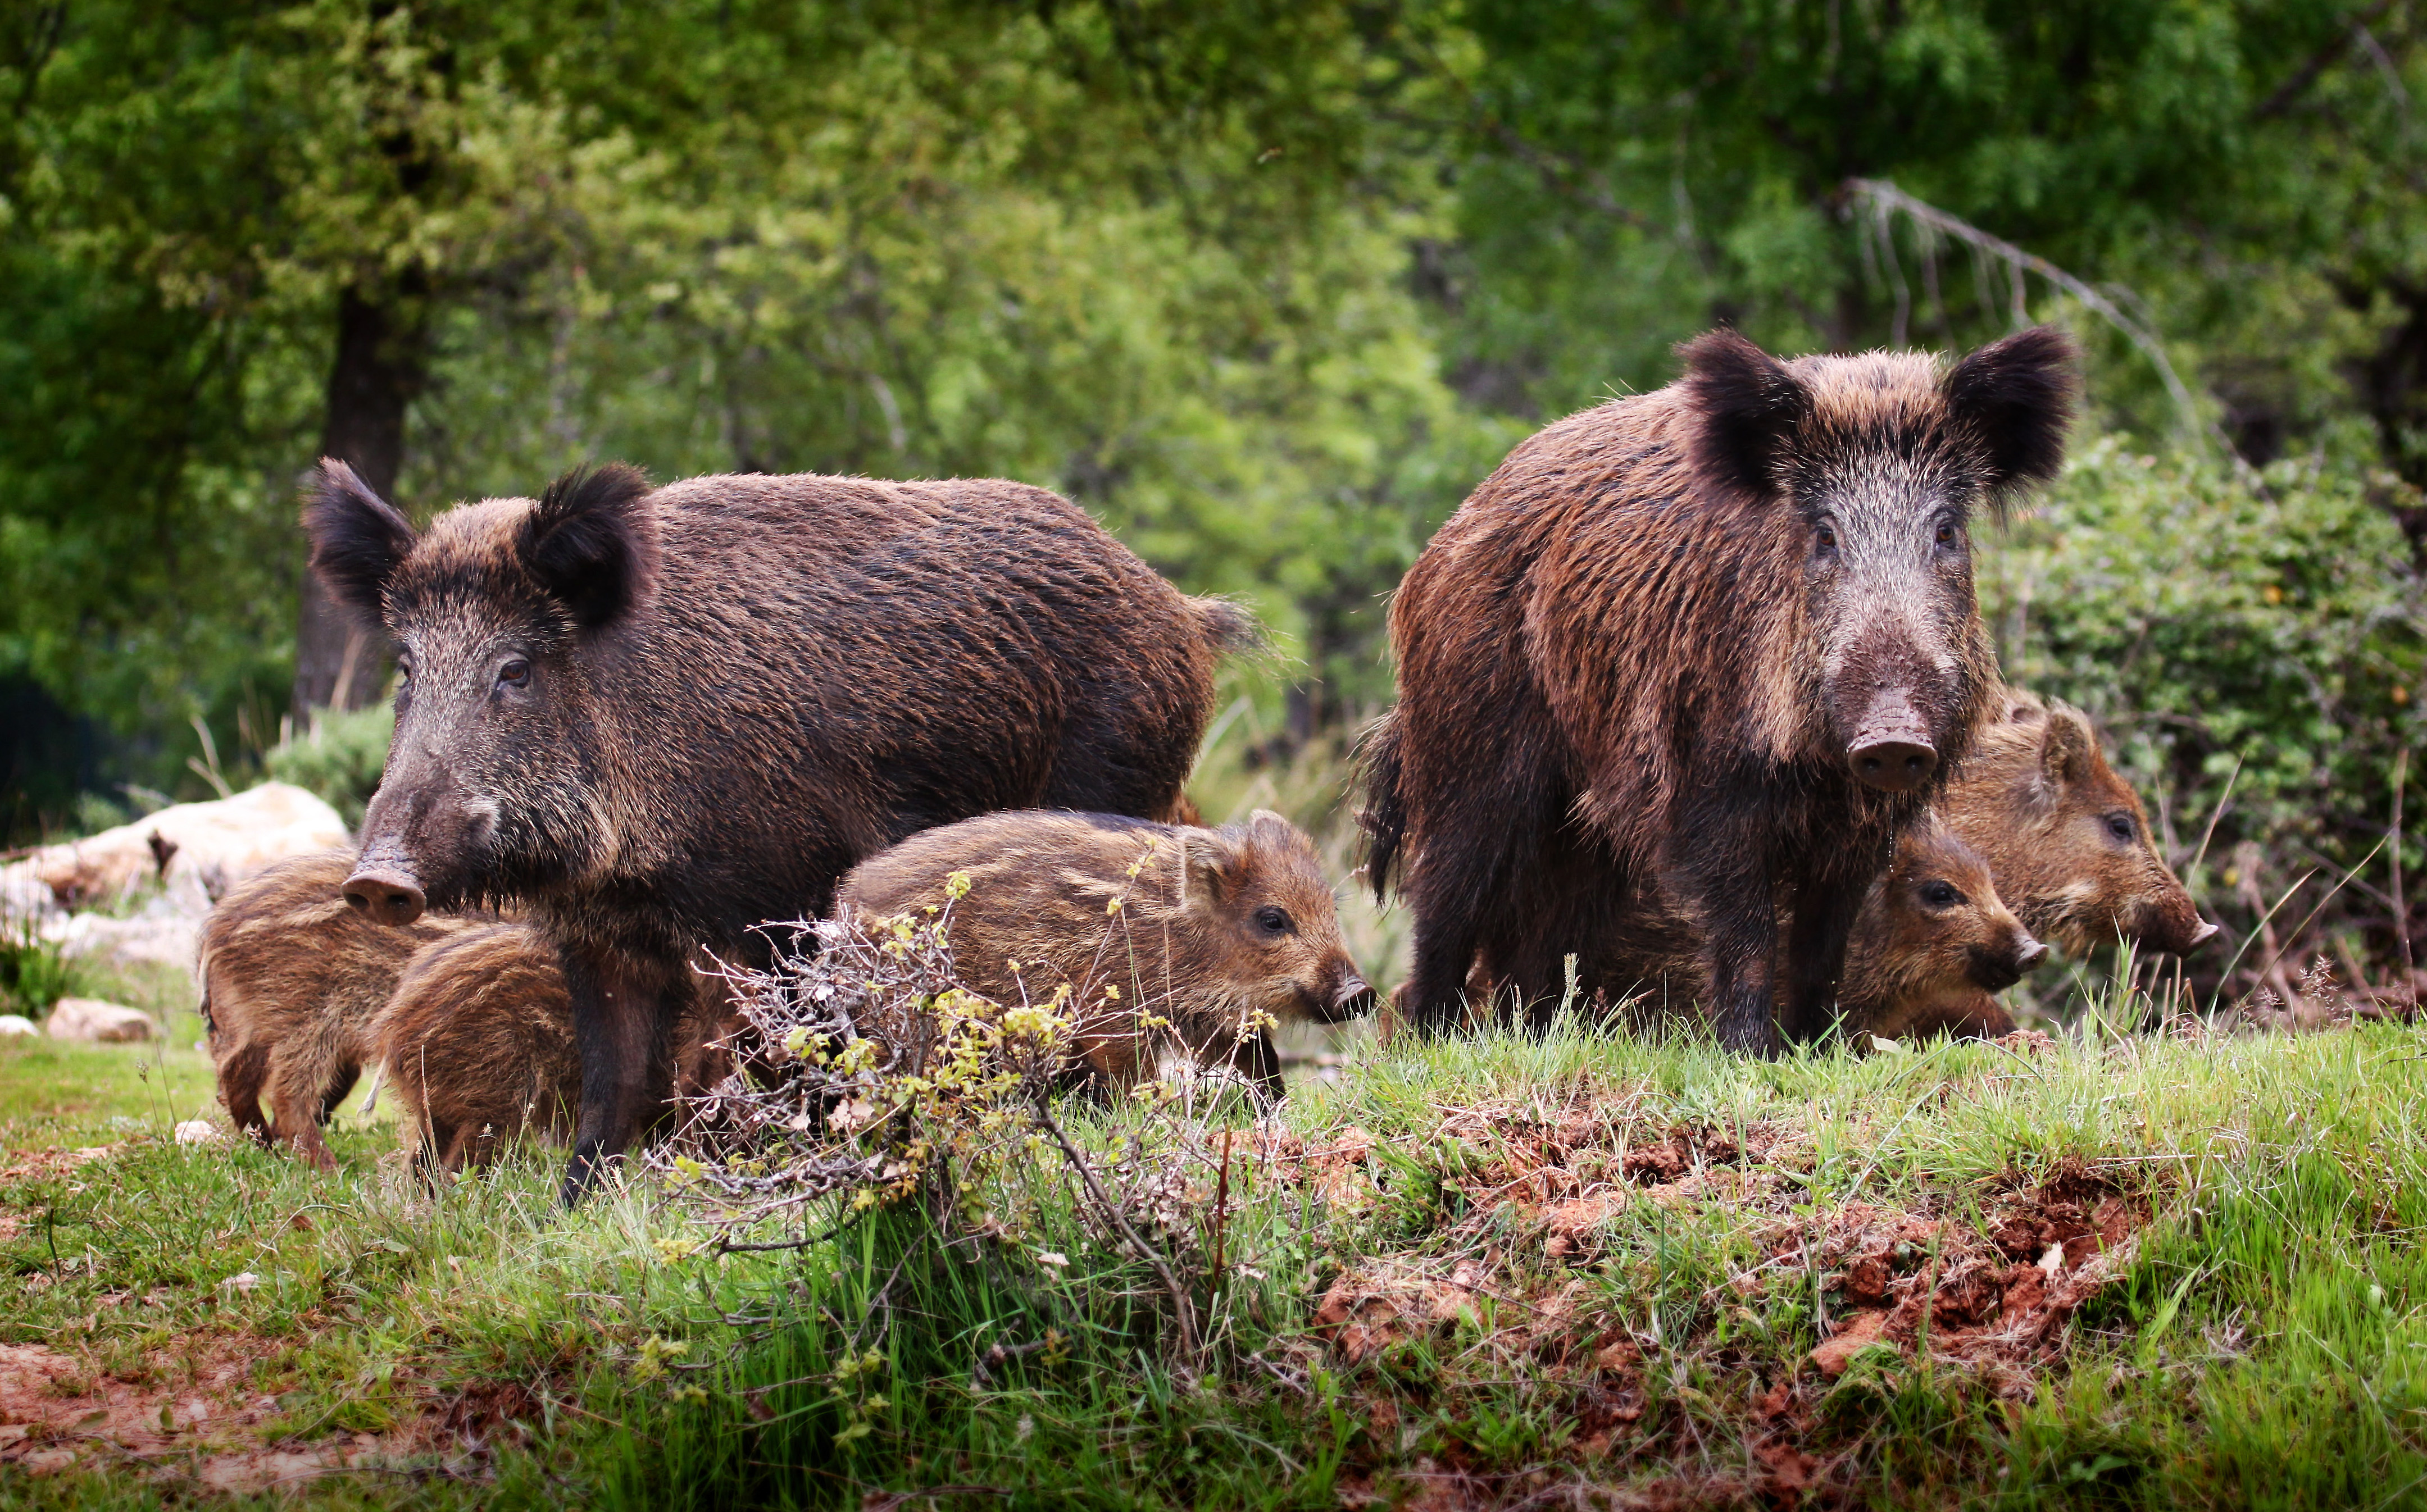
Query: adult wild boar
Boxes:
[
  {"xmin": 837, "ymin": 809, "xmax": 1373, "ymax": 1094},
  {"xmin": 1365, "ymin": 327, "xmax": 2077, "ymax": 1053},
  {"xmin": 1938, "ymin": 689, "xmax": 2215, "ymax": 958},
  {"xmin": 306, "ymin": 463, "xmax": 1247, "ymax": 1199}
]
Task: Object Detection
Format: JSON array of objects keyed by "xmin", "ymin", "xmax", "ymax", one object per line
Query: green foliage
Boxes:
[
  {"xmin": 0, "ymin": 916, "xmax": 78, "ymax": 1019},
  {"xmin": 264, "ymin": 703, "xmax": 394, "ymax": 830}
]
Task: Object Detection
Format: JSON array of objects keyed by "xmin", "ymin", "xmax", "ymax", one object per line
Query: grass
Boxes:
[{"xmin": 8, "ymin": 947, "xmax": 2427, "ymax": 1507}]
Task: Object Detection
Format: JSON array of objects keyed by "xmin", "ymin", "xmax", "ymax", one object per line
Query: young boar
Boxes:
[
  {"xmin": 1838, "ymin": 813, "xmax": 2044, "ymax": 1041},
  {"xmin": 198, "ymin": 849, "xmax": 470, "ymax": 1168},
  {"xmin": 1938, "ymin": 690, "xmax": 2216, "ymax": 958},
  {"xmin": 376, "ymin": 924, "xmax": 741, "ymax": 1177},
  {"xmin": 835, "ymin": 810, "xmax": 1374, "ymax": 1094},
  {"xmin": 305, "ymin": 463, "xmax": 1249, "ymax": 1200},
  {"xmin": 1365, "ymin": 327, "xmax": 2076, "ymax": 1053}
]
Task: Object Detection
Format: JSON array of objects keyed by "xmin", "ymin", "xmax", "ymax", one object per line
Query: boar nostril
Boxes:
[
  {"xmin": 1848, "ymin": 738, "xmax": 1938, "ymax": 794},
  {"xmin": 340, "ymin": 867, "xmax": 426, "ymax": 927}
]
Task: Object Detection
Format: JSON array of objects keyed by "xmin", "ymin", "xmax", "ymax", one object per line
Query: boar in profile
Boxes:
[
  {"xmin": 836, "ymin": 809, "xmax": 1374, "ymax": 1094},
  {"xmin": 1939, "ymin": 689, "xmax": 2215, "ymax": 959},
  {"xmin": 376, "ymin": 924, "xmax": 740, "ymax": 1177},
  {"xmin": 304, "ymin": 463, "xmax": 1249, "ymax": 1199},
  {"xmin": 1838, "ymin": 813, "xmax": 2043, "ymax": 1041},
  {"xmin": 198, "ymin": 849, "xmax": 470, "ymax": 1168},
  {"xmin": 1365, "ymin": 327, "xmax": 2076, "ymax": 1053}
]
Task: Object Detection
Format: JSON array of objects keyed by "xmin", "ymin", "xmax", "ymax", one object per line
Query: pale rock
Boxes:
[
  {"xmin": 15, "ymin": 784, "xmax": 348, "ymax": 909},
  {"xmin": 43, "ymin": 998, "xmax": 158, "ymax": 1043},
  {"xmin": 0, "ymin": 1015, "xmax": 36, "ymax": 1037}
]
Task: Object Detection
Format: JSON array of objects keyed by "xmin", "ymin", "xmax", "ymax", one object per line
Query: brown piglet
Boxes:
[
  {"xmin": 836, "ymin": 810, "xmax": 1374, "ymax": 1094},
  {"xmin": 1939, "ymin": 690, "xmax": 2216, "ymax": 959},
  {"xmin": 1840, "ymin": 813, "xmax": 2045, "ymax": 1041},
  {"xmin": 197, "ymin": 849, "xmax": 472, "ymax": 1168},
  {"xmin": 376, "ymin": 924, "xmax": 741, "ymax": 1178}
]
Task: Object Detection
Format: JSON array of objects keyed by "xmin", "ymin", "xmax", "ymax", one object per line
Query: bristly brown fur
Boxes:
[
  {"xmin": 837, "ymin": 809, "xmax": 1371, "ymax": 1095},
  {"xmin": 1367, "ymin": 327, "xmax": 2076, "ymax": 1053},
  {"xmin": 306, "ymin": 463, "xmax": 1253, "ymax": 1199},
  {"xmin": 197, "ymin": 849, "xmax": 472, "ymax": 1169},
  {"xmin": 302, "ymin": 459, "xmax": 418, "ymax": 620}
]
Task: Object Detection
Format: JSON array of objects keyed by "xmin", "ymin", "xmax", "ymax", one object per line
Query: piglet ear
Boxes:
[
  {"xmin": 1680, "ymin": 327, "xmax": 1812, "ymax": 504},
  {"xmin": 2038, "ymin": 704, "xmax": 2098, "ymax": 791},
  {"xmin": 302, "ymin": 460, "xmax": 417, "ymax": 623},
  {"xmin": 1178, "ymin": 831, "xmax": 1237, "ymax": 913},
  {"xmin": 517, "ymin": 462, "xmax": 658, "ymax": 630},
  {"xmin": 1943, "ymin": 325, "xmax": 2078, "ymax": 507}
]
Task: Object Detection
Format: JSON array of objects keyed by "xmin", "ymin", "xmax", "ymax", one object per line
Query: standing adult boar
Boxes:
[
  {"xmin": 306, "ymin": 463, "xmax": 1247, "ymax": 1199},
  {"xmin": 1365, "ymin": 327, "xmax": 2076, "ymax": 1053}
]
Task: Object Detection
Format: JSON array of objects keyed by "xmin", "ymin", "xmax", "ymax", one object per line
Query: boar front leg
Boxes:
[
  {"xmin": 1668, "ymin": 808, "xmax": 1782, "ymax": 1057},
  {"xmin": 560, "ymin": 944, "xmax": 678, "ymax": 1205},
  {"xmin": 1779, "ymin": 866, "xmax": 1863, "ymax": 1046}
]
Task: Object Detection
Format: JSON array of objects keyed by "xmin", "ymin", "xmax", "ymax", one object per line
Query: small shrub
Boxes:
[
  {"xmin": 0, "ymin": 915, "xmax": 78, "ymax": 1017},
  {"xmin": 263, "ymin": 703, "xmax": 393, "ymax": 827}
]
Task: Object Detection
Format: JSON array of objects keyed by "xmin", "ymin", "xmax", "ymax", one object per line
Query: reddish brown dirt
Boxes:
[{"xmin": 0, "ymin": 1331, "xmax": 540, "ymax": 1490}]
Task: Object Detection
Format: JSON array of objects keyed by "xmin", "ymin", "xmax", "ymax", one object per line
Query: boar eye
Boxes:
[
  {"xmin": 1253, "ymin": 905, "xmax": 1292, "ymax": 934},
  {"xmin": 2103, "ymin": 813, "xmax": 2136, "ymax": 843},
  {"xmin": 498, "ymin": 659, "xmax": 531, "ymax": 690},
  {"xmin": 1920, "ymin": 881, "xmax": 1961, "ymax": 909},
  {"xmin": 1813, "ymin": 521, "xmax": 1838, "ymax": 558},
  {"xmin": 1934, "ymin": 516, "xmax": 1960, "ymax": 548}
]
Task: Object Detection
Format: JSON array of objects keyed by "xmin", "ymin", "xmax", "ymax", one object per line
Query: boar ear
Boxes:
[
  {"xmin": 1680, "ymin": 327, "xmax": 1812, "ymax": 504},
  {"xmin": 519, "ymin": 463, "xmax": 658, "ymax": 630},
  {"xmin": 1943, "ymin": 325, "xmax": 2078, "ymax": 509},
  {"xmin": 302, "ymin": 459, "xmax": 417, "ymax": 622},
  {"xmin": 1178, "ymin": 831, "xmax": 1238, "ymax": 913},
  {"xmin": 2038, "ymin": 704, "xmax": 2098, "ymax": 790}
]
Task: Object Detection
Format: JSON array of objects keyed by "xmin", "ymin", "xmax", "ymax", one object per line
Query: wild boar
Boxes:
[
  {"xmin": 835, "ymin": 809, "xmax": 1374, "ymax": 1094},
  {"xmin": 1364, "ymin": 327, "xmax": 2076, "ymax": 1053},
  {"xmin": 376, "ymin": 923, "xmax": 740, "ymax": 1177},
  {"xmin": 1939, "ymin": 689, "xmax": 2216, "ymax": 958},
  {"xmin": 304, "ymin": 463, "xmax": 1249, "ymax": 1199},
  {"xmin": 197, "ymin": 849, "xmax": 470, "ymax": 1168},
  {"xmin": 1838, "ymin": 813, "xmax": 2044, "ymax": 1040}
]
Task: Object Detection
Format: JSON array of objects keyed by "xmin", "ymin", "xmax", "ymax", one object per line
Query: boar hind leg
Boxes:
[{"xmin": 561, "ymin": 946, "xmax": 679, "ymax": 1205}]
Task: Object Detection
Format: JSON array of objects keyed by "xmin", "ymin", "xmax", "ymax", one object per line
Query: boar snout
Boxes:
[
  {"xmin": 1847, "ymin": 689, "xmax": 1939, "ymax": 794},
  {"xmin": 1320, "ymin": 970, "xmax": 1376, "ymax": 1023},
  {"xmin": 1965, "ymin": 930, "xmax": 2046, "ymax": 993},
  {"xmin": 342, "ymin": 846, "xmax": 426, "ymax": 926}
]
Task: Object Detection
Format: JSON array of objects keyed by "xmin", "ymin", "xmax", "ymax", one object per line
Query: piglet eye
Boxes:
[
  {"xmin": 1920, "ymin": 881, "xmax": 1961, "ymax": 908},
  {"xmin": 498, "ymin": 659, "xmax": 531, "ymax": 689},
  {"xmin": 2104, "ymin": 813, "xmax": 2136, "ymax": 843},
  {"xmin": 1253, "ymin": 906, "xmax": 1291, "ymax": 933}
]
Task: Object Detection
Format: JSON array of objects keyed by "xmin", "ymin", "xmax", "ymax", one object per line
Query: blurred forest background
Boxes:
[{"xmin": 2, "ymin": 0, "xmax": 2422, "ymax": 1005}]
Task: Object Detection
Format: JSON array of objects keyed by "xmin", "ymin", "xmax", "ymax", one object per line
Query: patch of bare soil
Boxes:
[
  {"xmin": 1288, "ymin": 1080, "xmax": 2161, "ymax": 1507},
  {"xmin": 0, "ymin": 1331, "xmax": 539, "ymax": 1491},
  {"xmin": 0, "ymin": 1143, "xmax": 122, "ymax": 1187}
]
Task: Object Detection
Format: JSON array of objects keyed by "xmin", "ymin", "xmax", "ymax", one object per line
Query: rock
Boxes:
[
  {"xmin": 175, "ymin": 1120, "xmax": 226, "ymax": 1146},
  {"xmin": 43, "ymin": 998, "xmax": 158, "ymax": 1044},
  {"xmin": 0, "ymin": 1015, "xmax": 37, "ymax": 1038},
  {"xmin": 44, "ymin": 910, "xmax": 202, "ymax": 971},
  {"xmin": 12, "ymin": 784, "xmax": 348, "ymax": 909}
]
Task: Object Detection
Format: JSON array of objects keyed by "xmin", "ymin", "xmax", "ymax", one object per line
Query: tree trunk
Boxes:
[{"xmin": 293, "ymin": 276, "xmax": 429, "ymax": 718}]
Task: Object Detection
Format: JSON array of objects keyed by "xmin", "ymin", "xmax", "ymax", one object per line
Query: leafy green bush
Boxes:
[
  {"xmin": 1985, "ymin": 438, "xmax": 2426, "ymax": 995},
  {"xmin": 0, "ymin": 916, "xmax": 78, "ymax": 1018},
  {"xmin": 263, "ymin": 703, "xmax": 392, "ymax": 830}
]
